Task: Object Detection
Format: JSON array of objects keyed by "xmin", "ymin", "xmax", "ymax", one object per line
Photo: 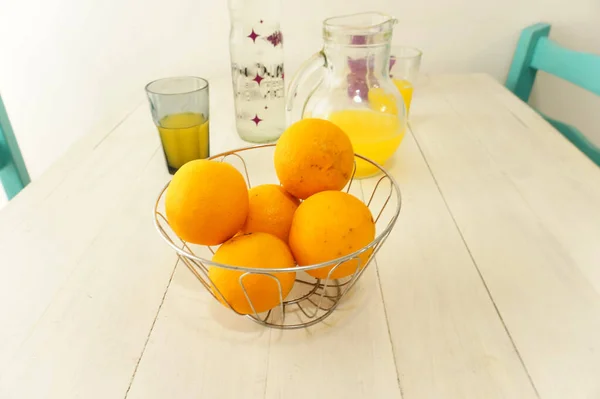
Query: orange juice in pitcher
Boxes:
[{"xmin": 328, "ymin": 110, "xmax": 404, "ymax": 177}]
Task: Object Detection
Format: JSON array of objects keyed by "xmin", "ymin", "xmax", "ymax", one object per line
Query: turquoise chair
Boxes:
[
  {"xmin": 0, "ymin": 94, "xmax": 30, "ymax": 200},
  {"xmin": 506, "ymin": 23, "xmax": 600, "ymax": 167}
]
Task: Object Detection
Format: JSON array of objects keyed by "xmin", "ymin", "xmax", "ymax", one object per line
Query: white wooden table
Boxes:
[{"xmin": 1, "ymin": 74, "xmax": 600, "ymax": 399}]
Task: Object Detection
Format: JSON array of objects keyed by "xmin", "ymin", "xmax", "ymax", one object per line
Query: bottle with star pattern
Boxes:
[{"xmin": 228, "ymin": 0, "xmax": 285, "ymax": 143}]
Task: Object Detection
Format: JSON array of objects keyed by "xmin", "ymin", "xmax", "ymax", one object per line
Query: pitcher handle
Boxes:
[{"xmin": 286, "ymin": 50, "xmax": 326, "ymax": 123}]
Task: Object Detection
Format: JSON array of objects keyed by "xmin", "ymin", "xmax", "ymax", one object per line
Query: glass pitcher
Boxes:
[{"xmin": 287, "ymin": 12, "xmax": 406, "ymax": 178}]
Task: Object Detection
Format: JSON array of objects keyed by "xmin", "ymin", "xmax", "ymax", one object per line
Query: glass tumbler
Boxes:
[
  {"xmin": 389, "ymin": 46, "xmax": 422, "ymax": 117},
  {"xmin": 146, "ymin": 76, "xmax": 210, "ymax": 174}
]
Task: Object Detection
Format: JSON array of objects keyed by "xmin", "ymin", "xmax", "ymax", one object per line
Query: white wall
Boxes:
[
  {"xmin": 0, "ymin": 0, "xmax": 229, "ymax": 182},
  {"xmin": 0, "ymin": 0, "xmax": 599, "ymax": 207}
]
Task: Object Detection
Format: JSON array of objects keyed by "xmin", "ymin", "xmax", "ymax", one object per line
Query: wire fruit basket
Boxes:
[{"xmin": 153, "ymin": 144, "xmax": 401, "ymax": 329}]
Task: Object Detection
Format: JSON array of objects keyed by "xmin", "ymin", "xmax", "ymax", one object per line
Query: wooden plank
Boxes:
[
  {"xmin": 124, "ymin": 259, "xmax": 273, "ymax": 399},
  {"xmin": 262, "ymin": 263, "xmax": 401, "ymax": 398},
  {"xmin": 0, "ymin": 146, "xmax": 177, "ymax": 397},
  {"xmin": 3, "ymin": 73, "xmax": 596, "ymax": 398},
  {"xmin": 0, "ymin": 102, "xmax": 143, "ymax": 228},
  {"xmin": 410, "ymin": 74, "xmax": 600, "ymax": 399},
  {"xmin": 0, "ymin": 75, "xmax": 269, "ymax": 398},
  {"xmin": 0, "ymin": 105, "xmax": 154, "ymax": 373},
  {"xmin": 127, "ymin": 159, "xmax": 403, "ymax": 399},
  {"xmin": 476, "ymin": 74, "xmax": 600, "ymax": 289},
  {"xmin": 0, "ymin": 104, "xmax": 182, "ymax": 396},
  {"xmin": 363, "ymin": 128, "xmax": 538, "ymax": 398}
]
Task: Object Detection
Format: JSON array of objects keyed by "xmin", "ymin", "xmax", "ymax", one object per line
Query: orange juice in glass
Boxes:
[
  {"xmin": 145, "ymin": 76, "xmax": 210, "ymax": 174},
  {"xmin": 390, "ymin": 46, "xmax": 422, "ymax": 117},
  {"xmin": 393, "ymin": 79, "xmax": 414, "ymax": 114}
]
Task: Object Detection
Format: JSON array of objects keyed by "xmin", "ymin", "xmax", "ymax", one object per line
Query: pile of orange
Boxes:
[{"xmin": 165, "ymin": 118, "xmax": 375, "ymax": 315}]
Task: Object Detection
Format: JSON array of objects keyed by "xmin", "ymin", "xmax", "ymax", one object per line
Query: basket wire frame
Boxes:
[{"xmin": 154, "ymin": 144, "xmax": 401, "ymax": 329}]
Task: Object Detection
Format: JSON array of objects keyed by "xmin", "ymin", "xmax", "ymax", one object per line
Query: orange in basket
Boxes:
[
  {"xmin": 209, "ymin": 232, "xmax": 297, "ymax": 314},
  {"xmin": 289, "ymin": 191, "xmax": 375, "ymax": 280},
  {"xmin": 165, "ymin": 159, "xmax": 249, "ymax": 245},
  {"xmin": 242, "ymin": 184, "xmax": 300, "ymax": 243},
  {"xmin": 274, "ymin": 118, "xmax": 354, "ymax": 200}
]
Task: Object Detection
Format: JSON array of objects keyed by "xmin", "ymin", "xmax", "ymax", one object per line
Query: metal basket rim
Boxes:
[{"xmin": 153, "ymin": 143, "xmax": 402, "ymax": 273}]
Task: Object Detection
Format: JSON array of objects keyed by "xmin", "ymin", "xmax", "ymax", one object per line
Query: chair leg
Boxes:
[
  {"xmin": 505, "ymin": 23, "xmax": 551, "ymax": 102},
  {"xmin": 0, "ymin": 96, "xmax": 30, "ymax": 200},
  {"xmin": 0, "ymin": 163, "xmax": 26, "ymax": 200},
  {"xmin": 541, "ymin": 113, "xmax": 600, "ymax": 167}
]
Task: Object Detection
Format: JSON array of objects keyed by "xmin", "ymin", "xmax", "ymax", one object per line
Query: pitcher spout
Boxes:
[{"xmin": 323, "ymin": 12, "xmax": 397, "ymax": 45}]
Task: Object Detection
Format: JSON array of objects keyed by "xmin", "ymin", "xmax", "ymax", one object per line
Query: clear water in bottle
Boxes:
[{"xmin": 228, "ymin": 0, "xmax": 285, "ymax": 143}]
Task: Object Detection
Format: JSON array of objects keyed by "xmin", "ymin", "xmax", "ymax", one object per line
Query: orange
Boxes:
[
  {"xmin": 209, "ymin": 232, "xmax": 297, "ymax": 314},
  {"xmin": 165, "ymin": 159, "xmax": 248, "ymax": 245},
  {"xmin": 274, "ymin": 118, "xmax": 355, "ymax": 200},
  {"xmin": 289, "ymin": 191, "xmax": 375, "ymax": 280},
  {"xmin": 242, "ymin": 184, "xmax": 300, "ymax": 243}
]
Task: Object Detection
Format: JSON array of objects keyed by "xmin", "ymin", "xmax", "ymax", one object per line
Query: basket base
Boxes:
[{"xmin": 244, "ymin": 271, "xmax": 361, "ymax": 329}]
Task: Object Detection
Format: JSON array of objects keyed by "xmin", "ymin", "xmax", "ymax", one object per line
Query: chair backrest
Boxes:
[
  {"xmin": 0, "ymin": 94, "xmax": 30, "ymax": 200},
  {"xmin": 505, "ymin": 23, "xmax": 600, "ymax": 166}
]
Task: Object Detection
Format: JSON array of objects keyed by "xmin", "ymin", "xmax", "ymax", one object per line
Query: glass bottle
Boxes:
[{"xmin": 228, "ymin": 0, "xmax": 285, "ymax": 143}]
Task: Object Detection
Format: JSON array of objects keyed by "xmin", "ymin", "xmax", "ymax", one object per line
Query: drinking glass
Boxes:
[
  {"xmin": 389, "ymin": 47, "xmax": 422, "ymax": 117},
  {"xmin": 146, "ymin": 76, "xmax": 210, "ymax": 174}
]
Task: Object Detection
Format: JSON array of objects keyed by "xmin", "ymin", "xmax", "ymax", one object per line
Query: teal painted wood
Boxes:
[
  {"xmin": 0, "ymin": 94, "xmax": 30, "ymax": 199},
  {"xmin": 505, "ymin": 23, "xmax": 551, "ymax": 102},
  {"xmin": 541, "ymin": 113, "xmax": 600, "ymax": 166},
  {"xmin": 0, "ymin": 140, "xmax": 8, "ymax": 169},
  {"xmin": 506, "ymin": 23, "xmax": 600, "ymax": 167},
  {"xmin": 532, "ymin": 37, "xmax": 600, "ymax": 97},
  {"xmin": 0, "ymin": 163, "xmax": 27, "ymax": 199}
]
